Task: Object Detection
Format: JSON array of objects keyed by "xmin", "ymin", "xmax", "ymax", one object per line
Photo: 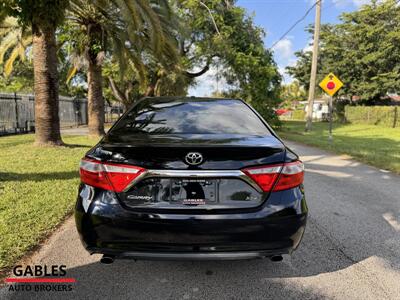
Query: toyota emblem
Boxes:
[{"xmin": 185, "ymin": 152, "xmax": 204, "ymax": 166}]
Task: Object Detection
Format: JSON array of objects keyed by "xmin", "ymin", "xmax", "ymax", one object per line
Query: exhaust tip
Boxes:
[
  {"xmin": 270, "ymin": 255, "xmax": 283, "ymax": 262},
  {"xmin": 100, "ymin": 255, "xmax": 115, "ymax": 264}
]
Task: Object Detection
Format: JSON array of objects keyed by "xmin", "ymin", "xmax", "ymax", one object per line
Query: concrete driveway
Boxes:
[{"xmin": 1, "ymin": 141, "xmax": 399, "ymax": 299}]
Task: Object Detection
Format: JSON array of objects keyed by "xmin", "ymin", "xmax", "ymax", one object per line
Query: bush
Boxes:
[
  {"xmin": 251, "ymin": 102, "xmax": 282, "ymax": 127},
  {"xmin": 345, "ymin": 106, "xmax": 398, "ymax": 128},
  {"xmin": 334, "ymin": 100, "xmax": 351, "ymax": 123},
  {"xmin": 291, "ymin": 109, "xmax": 306, "ymax": 120}
]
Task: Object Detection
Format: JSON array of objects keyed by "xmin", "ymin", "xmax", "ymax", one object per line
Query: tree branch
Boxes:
[
  {"xmin": 125, "ymin": 81, "xmax": 134, "ymax": 101},
  {"xmin": 185, "ymin": 54, "xmax": 220, "ymax": 78},
  {"xmin": 185, "ymin": 64, "xmax": 210, "ymax": 78},
  {"xmin": 108, "ymin": 77, "xmax": 126, "ymax": 103}
]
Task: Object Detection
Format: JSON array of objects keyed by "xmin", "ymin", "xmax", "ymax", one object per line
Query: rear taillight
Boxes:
[
  {"xmin": 243, "ymin": 161, "xmax": 304, "ymax": 192},
  {"xmin": 79, "ymin": 158, "xmax": 145, "ymax": 192},
  {"xmin": 274, "ymin": 161, "xmax": 304, "ymax": 191},
  {"xmin": 242, "ymin": 164, "xmax": 282, "ymax": 192}
]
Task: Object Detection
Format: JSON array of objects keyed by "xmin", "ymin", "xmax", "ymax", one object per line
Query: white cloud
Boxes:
[
  {"xmin": 303, "ymin": 39, "xmax": 313, "ymax": 53},
  {"xmin": 351, "ymin": 0, "xmax": 370, "ymax": 6},
  {"xmin": 272, "ymin": 38, "xmax": 293, "ymax": 60},
  {"xmin": 279, "ymin": 57, "xmax": 297, "ymax": 84},
  {"xmin": 271, "ymin": 37, "xmax": 297, "ymax": 83},
  {"xmin": 333, "ymin": 0, "xmax": 370, "ymax": 8},
  {"xmin": 188, "ymin": 64, "xmax": 229, "ymax": 97},
  {"xmin": 278, "ymin": 65, "xmax": 290, "ymax": 83},
  {"xmin": 287, "ymin": 58, "xmax": 297, "ymax": 67}
]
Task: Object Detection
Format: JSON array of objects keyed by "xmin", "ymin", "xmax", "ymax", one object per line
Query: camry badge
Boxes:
[{"xmin": 185, "ymin": 152, "xmax": 204, "ymax": 166}]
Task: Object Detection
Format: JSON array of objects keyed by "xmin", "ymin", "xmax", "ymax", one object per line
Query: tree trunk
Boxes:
[
  {"xmin": 87, "ymin": 62, "xmax": 105, "ymax": 137},
  {"xmin": 144, "ymin": 84, "xmax": 156, "ymax": 97},
  {"xmin": 32, "ymin": 21, "xmax": 63, "ymax": 146}
]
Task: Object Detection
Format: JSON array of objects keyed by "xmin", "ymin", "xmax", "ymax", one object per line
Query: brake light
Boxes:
[
  {"xmin": 243, "ymin": 164, "xmax": 282, "ymax": 192},
  {"xmin": 274, "ymin": 161, "xmax": 304, "ymax": 191},
  {"xmin": 79, "ymin": 158, "xmax": 145, "ymax": 192},
  {"xmin": 243, "ymin": 161, "xmax": 304, "ymax": 192}
]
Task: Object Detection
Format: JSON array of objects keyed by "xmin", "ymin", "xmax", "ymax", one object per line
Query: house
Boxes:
[{"xmin": 300, "ymin": 98, "xmax": 329, "ymax": 120}]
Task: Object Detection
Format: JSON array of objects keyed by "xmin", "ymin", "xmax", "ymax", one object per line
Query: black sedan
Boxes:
[{"xmin": 75, "ymin": 97, "xmax": 307, "ymax": 263}]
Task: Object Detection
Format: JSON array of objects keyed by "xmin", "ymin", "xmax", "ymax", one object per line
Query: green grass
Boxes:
[
  {"xmin": 277, "ymin": 121, "xmax": 400, "ymax": 174},
  {"xmin": 0, "ymin": 134, "xmax": 96, "ymax": 272}
]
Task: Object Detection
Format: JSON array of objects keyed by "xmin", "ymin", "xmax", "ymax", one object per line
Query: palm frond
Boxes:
[
  {"xmin": 66, "ymin": 66, "xmax": 78, "ymax": 83},
  {"xmin": 0, "ymin": 17, "xmax": 19, "ymax": 36},
  {"xmin": 0, "ymin": 31, "xmax": 18, "ymax": 64},
  {"xmin": 133, "ymin": 0, "xmax": 164, "ymax": 53},
  {"xmin": 0, "ymin": 16, "xmax": 32, "ymax": 77},
  {"xmin": 17, "ymin": 47, "xmax": 26, "ymax": 62},
  {"xmin": 65, "ymin": 0, "xmax": 179, "ymax": 92},
  {"xmin": 114, "ymin": 0, "xmax": 141, "ymax": 30},
  {"xmin": 126, "ymin": 51, "xmax": 147, "ymax": 87},
  {"xmin": 4, "ymin": 46, "xmax": 20, "ymax": 77}
]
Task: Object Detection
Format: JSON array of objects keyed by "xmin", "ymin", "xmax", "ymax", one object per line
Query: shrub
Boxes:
[{"xmin": 291, "ymin": 109, "xmax": 306, "ymax": 120}]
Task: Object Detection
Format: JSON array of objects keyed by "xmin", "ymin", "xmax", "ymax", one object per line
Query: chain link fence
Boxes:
[{"xmin": 344, "ymin": 106, "xmax": 399, "ymax": 128}]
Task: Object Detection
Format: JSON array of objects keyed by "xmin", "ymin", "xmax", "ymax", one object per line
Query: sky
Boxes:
[{"xmin": 188, "ymin": 0, "xmax": 370, "ymax": 96}]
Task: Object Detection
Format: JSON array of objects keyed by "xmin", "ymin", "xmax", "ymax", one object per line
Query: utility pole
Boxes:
[{"xmin": 305, "ymin": 0, "xmax": 322, "ymax": 132}]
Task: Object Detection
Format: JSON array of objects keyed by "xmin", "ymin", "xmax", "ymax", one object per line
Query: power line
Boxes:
[{"xmin": 270, "ymin": 0, "xmax": 322, "ymax": 49}]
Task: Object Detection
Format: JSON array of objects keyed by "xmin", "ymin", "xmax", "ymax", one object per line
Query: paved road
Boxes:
[{"xmin": 1, "ymin": 141, "xmax": 399, "ymax": 300}]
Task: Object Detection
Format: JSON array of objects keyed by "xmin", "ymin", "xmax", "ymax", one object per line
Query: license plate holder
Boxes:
[{"xmin": 171, "ymin": 179, "xmax": 217, "ymax": 205}]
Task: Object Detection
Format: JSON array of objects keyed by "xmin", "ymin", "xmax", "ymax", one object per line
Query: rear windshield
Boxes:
[{"xmin": 110, "ymin": 99, "xmax": 270, "ymax": 135}]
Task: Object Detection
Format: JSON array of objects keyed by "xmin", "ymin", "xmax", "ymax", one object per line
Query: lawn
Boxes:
[
  {"xmin": 277, "ymin": 121, "xmax": 400, "ymax": 174},
  {"xmin": 0, "ymin": 134, "xmax": 96, "ymax": 273}
]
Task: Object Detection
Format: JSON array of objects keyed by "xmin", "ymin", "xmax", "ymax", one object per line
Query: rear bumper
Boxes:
[
  {"xmin": 87, "ymin": 250, "xmax": 290, "ymax": 261},
  {"xmin": 75, "ymin": 184, "xmax": 307, "ymax": 260}
]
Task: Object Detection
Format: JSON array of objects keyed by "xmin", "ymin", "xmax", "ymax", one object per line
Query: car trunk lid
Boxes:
[{"xmin": 97, "ymin": 133, "xmax": 285, "ymax": 170}]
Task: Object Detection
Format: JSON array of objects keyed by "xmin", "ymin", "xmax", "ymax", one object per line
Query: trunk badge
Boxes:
[{"xmin": 185, "ymin": 152, "xmax": 204, "ymax": 165}]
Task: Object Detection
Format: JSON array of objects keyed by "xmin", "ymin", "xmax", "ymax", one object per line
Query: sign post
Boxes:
[
  {"xmin": 328, "ymin": 95, "xmax": 333, "ymax": 141},
  {"xmin": 319, "ymin": 73, "xmax": 343, "ymax": 141}
]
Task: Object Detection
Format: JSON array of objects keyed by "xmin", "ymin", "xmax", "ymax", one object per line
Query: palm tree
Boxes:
[
  {"xmin": 32, "ymin": 21, "xmax": 64, "ymax": 145},
  {"xmin": 3, "ymin": 1, "xmax": 69, "ymax": 146},
  {"xmin": 66, "ymin": 0, "xmax": 178, "ymax": 137},
  {"xmin": 281, "ymin": 81, "xmax": 307, "ymax": 107}
]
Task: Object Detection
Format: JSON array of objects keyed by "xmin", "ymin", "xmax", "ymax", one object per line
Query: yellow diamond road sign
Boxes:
[{"xmin": 319, "ymin": 73, "xmax": 343, "ymax": 96}]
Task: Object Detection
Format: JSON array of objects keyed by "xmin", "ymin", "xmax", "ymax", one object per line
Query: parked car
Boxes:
[
  {"xmin": 75, "ymin": 97, "xmax": 307, "ymax": 263},
  {"xmin": 275, "ymin": 108, "xmax": 291, "ymax": 116}
]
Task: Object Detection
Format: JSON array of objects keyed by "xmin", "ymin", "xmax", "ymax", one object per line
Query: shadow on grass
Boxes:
[
  {"xmin": 63, "ymin": 143, "xmax": 91, "ymax": 149},
  {"xmin": 0, "ymin": 141, "xmax": 90, "ymax": 150},
  {"xmin": 0, "ymin": 171, "xmax": 78, "ymax": 182},
  {"xmin": 279, "ymin": 120, "xmax": 349, "ymax": 132}
]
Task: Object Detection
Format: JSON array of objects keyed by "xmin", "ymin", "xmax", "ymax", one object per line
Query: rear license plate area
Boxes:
[
  {"xmin": 121, "ymin": 177, "xmax": 263, "ymax": 209},
  {"xmin": 171, "ymin": 179, "xmax": 216, "ymax": 205}
]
